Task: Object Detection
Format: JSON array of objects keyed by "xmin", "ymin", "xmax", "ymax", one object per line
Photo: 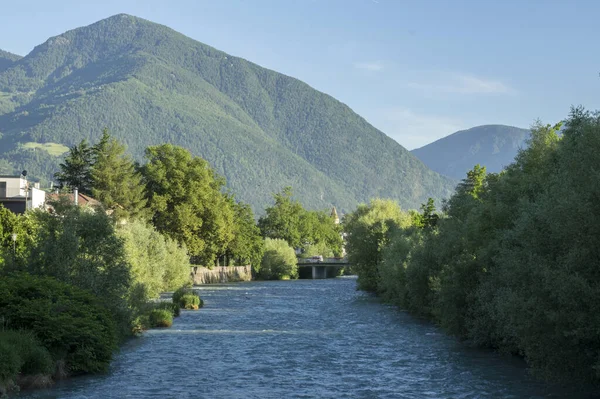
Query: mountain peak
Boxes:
[
  {"xmin": 412, "ymin": 125, "xmax": 530, "ymax": 179},
  {"xmin": 0, "ymin": 15, "xmax": 455, "ymax": 213}
]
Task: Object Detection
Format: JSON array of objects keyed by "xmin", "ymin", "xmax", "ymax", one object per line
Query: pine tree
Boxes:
[
  {"xmin": 54, "ymin": 140, "xmax": 94, "ymax": 194},
  {"xmin": 91, "ymin": 130, "xmax": 148, "ymax": 221}
]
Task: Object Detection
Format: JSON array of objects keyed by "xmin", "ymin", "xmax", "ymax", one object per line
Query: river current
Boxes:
[{"xmin": 19, "ymin": 277, "xmax": 598, "ymax": 398}]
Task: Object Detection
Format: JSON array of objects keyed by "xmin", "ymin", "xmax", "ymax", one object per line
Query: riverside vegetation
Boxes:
[
  {"xmin": 345, "ymin": 107, "xmax": 600, "ymax": 384},
  {"xmin": 0, "ymin": 130, "xmax": 341, "ymax": 395}
]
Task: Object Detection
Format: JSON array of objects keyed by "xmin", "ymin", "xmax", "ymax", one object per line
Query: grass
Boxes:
[{"xmin": 22, "ymin": 142, "xmax": 69, "ymax": 156}]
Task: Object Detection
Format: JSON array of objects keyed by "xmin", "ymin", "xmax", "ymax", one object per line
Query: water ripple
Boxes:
[{"xmin": 18, "ymin": 278, "xmax": 600, "ymax": 398}]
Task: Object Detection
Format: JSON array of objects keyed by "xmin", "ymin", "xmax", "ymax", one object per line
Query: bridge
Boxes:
[{"xmin": 296, "ymin": 259, "xmax": 351, "ymax": 279}]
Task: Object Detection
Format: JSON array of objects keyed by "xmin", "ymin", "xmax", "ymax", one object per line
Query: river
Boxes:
[{"xmin": 19, "ymin": 277, "xmax": 598, "ymax": 398}]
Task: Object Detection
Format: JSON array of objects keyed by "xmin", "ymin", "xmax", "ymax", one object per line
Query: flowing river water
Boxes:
[{"xmin": 19, "ymin": 277, "xmax": 599, "ymax": 398}]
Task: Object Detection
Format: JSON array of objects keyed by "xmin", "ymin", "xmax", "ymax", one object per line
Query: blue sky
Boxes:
[{"xmin": 1, "ymin": 0, "xmax": 598, "ymax": 149}]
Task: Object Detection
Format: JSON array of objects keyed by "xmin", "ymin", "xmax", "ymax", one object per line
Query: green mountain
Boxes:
[
  {"xmin": 411, "ymin": 125, "xmax": 530, "ymax": 180},
  {"xmin": 0, "ymin": 50, "xmax": 21, "ymax": 72},
  {"xmin": 0, "ymin": 14, "xmax": 455, "ymax": 213}
]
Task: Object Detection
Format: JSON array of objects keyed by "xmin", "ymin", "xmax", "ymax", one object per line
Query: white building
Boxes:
[{"xmin": 0, "ymin": 175, "xmax": 46, "ymax": 214}]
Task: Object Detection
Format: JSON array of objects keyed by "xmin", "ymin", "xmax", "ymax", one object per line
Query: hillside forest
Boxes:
[{"xmin": 0, "ymin": 14, "xmax": 455, "ymax": 214}]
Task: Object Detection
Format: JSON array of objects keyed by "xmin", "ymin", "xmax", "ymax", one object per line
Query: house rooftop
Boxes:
[{"xmin": 46, "ymin": 192, "xmax": 100, "ymax": 207}]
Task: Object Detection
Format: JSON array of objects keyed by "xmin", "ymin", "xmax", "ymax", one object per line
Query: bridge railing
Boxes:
[{"xmin": 297, "ymin": 257, "xmax": 349, "ymax": 265}]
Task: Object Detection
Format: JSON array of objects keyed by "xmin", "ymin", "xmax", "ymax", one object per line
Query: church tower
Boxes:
[{"xmin": 331, "ymin": 206, "xmax": 340, "ymax": 224}]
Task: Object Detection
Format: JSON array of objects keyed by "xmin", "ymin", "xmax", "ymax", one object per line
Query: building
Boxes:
[
  {"xmin": 331, "ymin": 207, "xmax": 340, "ymax": 224},
  {"xmin": 46, "ymin": 191, "xmax": 100, "ymax": 210},
  {"xmin": 0, "ymin": 175, "xmax": 46, "ymax": 214}
]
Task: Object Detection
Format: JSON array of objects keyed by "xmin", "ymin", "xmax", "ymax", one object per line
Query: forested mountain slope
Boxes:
[
  {"xmin": 0, "ymin": 50, "xmax": 21, "ymax": 72},
  {"xmin": 412, "ymin": 125, "xmax": 530, "ymax": 179},
  {"xmin": 0, "ymin": 14, "xmax": 455, "ymax": 213}
]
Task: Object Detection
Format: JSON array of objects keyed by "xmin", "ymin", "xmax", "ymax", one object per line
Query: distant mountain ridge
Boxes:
[
  {"xmin": 0, "ymin": 49, "xmax": 22, "ymax": 72},
  {"xmin": 0, "ymin": 14, "xmax": 455, "ymax": 213},
  {"xmin": 412, "ymin": 125, "xmax": 530, "ymax": 180}
]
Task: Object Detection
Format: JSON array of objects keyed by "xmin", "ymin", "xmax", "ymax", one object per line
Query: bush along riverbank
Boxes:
[
  {"xmin": 0, "ymin": 273, "xmax": 204, "ymax": 396},
  {"xmin": 0, "ymin": 200, "xmax": 198, "ymax": 396},
  {"xmin": 0, "ymin": 274, "xmax": 118, "ymax": 396},
  {"xmin": 344, "ymin": 107, "xmax": 600, "ymax": 384}
]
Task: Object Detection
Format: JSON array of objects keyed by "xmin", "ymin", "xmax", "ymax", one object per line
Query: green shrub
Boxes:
[
  {"xmin": 0, "ymin": 330, "xmax": 54, "ymax": 394},
  {"xmin": 172, "ymin": 286, "xmax": 202, "ymax": 310},
  {"xmin": 258, "ymin": 238, "xmax": 298, "ymax": 280},
  {"xmin": 154, "ymin": 301, "xmax": 180, "ymax": 317},
  {"xmin": 148, "ymin": 309, "xmax": 173, "ymax": 328},
  {"xmin": 131, "ymin": 315, "xmax": 150, "ymax": 336},
  {"xmin": 179, "ymin": 293, "xmax": 201, "ymax": 310},
  {"xmin": 172, "ymin": 286, "xmax": 190, "ymax": 304},
  {"xmin": 0, "ymin": 274, "xmax": 117, "ymax": 374},
  {"xmin": 118, "ymin": 220, "xmax": 192, "ymax": 300},
  {"xmin": 0, "ymin": 330, "xmax": 54, "ymax": 376},
  {"xmin": 0, "ymin": 340, "xmax": 20, "ymax": 386},
  {"xmin": 20, "ymin": 206, "xmax": 133, "ymax": 341},
  {"xmin": 131, "ymin": 302, "xmax": 180, "ymax": 334}
]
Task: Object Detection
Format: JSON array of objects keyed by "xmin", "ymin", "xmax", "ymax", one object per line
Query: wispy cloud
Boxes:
[
  {"xmin": 370, "ymin": 107, "xmax": 465, "ymax": 150},
  {"xmin": 407, "ymin": 73, "xmax": 515, "ymax": 95},
  {"xmin": 354, "ymin": 61, "xmax": 384, "ymax": 72}
]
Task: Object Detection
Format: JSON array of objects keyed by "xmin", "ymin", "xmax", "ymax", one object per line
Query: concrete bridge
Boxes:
[{"xmin": 297, "ymin": 260, "xmax": 350, "ymax": 279}]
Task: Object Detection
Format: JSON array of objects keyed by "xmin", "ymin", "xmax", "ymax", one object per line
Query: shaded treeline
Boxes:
[{"xmin": 345, "ymin": 107, "xmax": 600, "ymax": 383}]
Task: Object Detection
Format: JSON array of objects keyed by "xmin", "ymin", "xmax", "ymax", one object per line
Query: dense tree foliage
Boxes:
[
  {"xmin": 0, "ymin": 205, "xmax": 36, "ymax": 269},
  {"xmin": 11, "ymin": 202, "xmax": 133, "ymax": 337},
  {"xmin": 0, "ymin": 274, "xmax": 118, "ymax": 374},
  {"xmin": 225, "ymin": 198, "xmax": 264, "ymax": 267},
  {"xmin": 91, "ymin": 130, "xmax": 148, "ymax": 220},
  {"xmin": 0, "ymin": 14, "xmax": 454, "ymax": 213},
  {"xmin": 117, "ymin": 219, "xmax": 191, "ymax": 299},
  {"xmin": 0, "ymin": 329, "xmax": 53, "ymax": 391},
  {"xmin": 54, "ymin": 140, "xmax": 94, "ymax": 193},
  {"xmin": 344, "ymin": 199, "xmax": 412, "ymax": 292},
  {"xmin": 347, "ymin": 108, "xmax": 600, "ymax": 383},
  {"xmin": 141, "ymin": 144, "xmax": 235, "ymax": 265},
  {"xmin": 257, "ymin": 238, "xmax": 298, "ymax": 280},
  {"xmin": 0, "ymin": 49, "xmax": 21, "ymax": 73},
  {"xmin": 258, "ymin": 187, "xmax": 305, "ymax": 248},
  {"xmin": 258, "ymin": 187, "xmax": 342, "ymax": 256}
]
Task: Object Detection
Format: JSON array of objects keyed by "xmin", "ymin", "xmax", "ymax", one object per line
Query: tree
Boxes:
[
  {"xmin": 117, "ymin": 219, "xmax": 190, "ymax": 299},
  {"xmin": 54, "ymin": 139, "xmax": 94, "ymax": 194},
  {"xmin": 225, "ymin": 198, "xmax": 264, "ymax": 268},
  {"xmin": 91, "ymin": 130, "xmax": 148, "ymax": 221},
  {"xmin": 300, "ymin": 210, "xmax": 343, "ymax": 257},
  {"xmin": 420, "ymin": 198, "xmax": 438, "ymax": 228},
  {"xmin": 257, "ymin": 238, "xmax": 298, "ymax": 280},
  {"xmin": 0, "ymin": 206, "xmax": 36, "ymax": 271},
  {"xmin": 140, "ymin": 144, "xmax": 235, "ymax": 265},
  {"xmin": 258, "ymin": 187, "xmax": 342, "ymax": 255},
  {"xmin": 258, "ymin": 187, "xmax": 305, "ymax": 248},
  {"xmin": 18, "ymin": 203, "xmax": 133, "ymax": 338},
  {"xmin": 343, "ymin": 199, "xmax": 411, "ymax": 292}
]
